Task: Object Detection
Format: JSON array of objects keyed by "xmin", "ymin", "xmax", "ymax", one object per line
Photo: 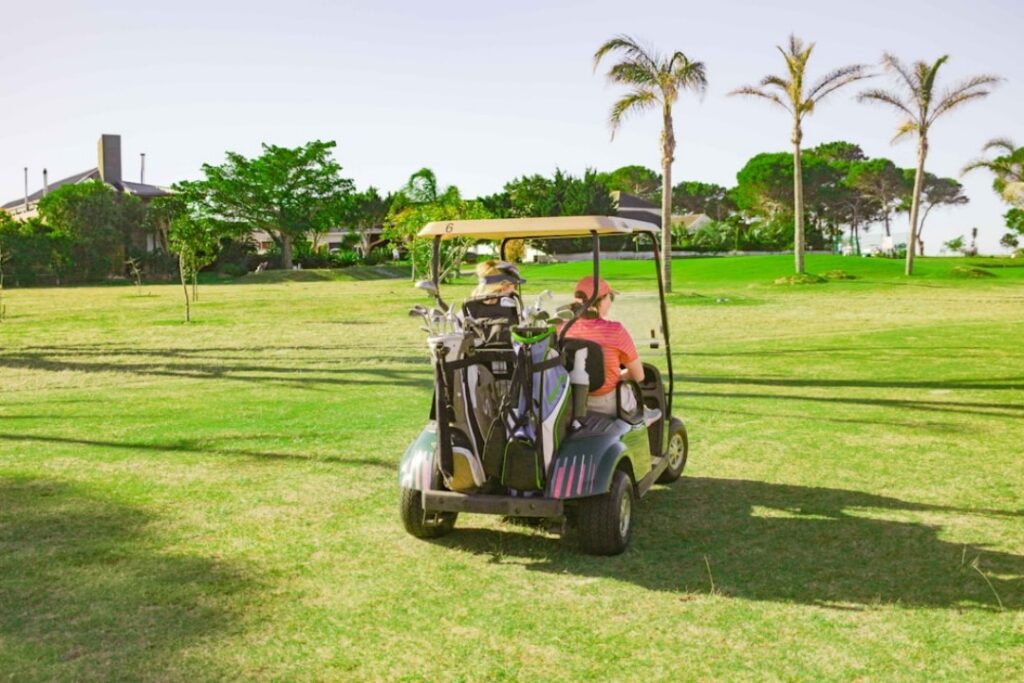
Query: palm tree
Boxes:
[
  {"xmin": 859, "ymin": 55, "xmax": 1000, "ymax": 274},
  {"xmin": 962, "ymin": 138, "xmax": 1024, "ymax": 207},
  {"xmin": 594, "ymin": 35, "xmax": 707, "ymax": 292},
  {"xmin": 730, "ymin": 35, "xmax": 870, "ymax": 274}
]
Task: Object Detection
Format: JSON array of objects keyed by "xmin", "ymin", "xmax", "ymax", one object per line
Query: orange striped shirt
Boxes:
[{"xmin": 565, "ymin": 318, "xmax": 639, "ymax": 396}]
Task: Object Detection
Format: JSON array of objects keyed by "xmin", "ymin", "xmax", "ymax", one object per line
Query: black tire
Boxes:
[
  {"xmin": 399, "ymin": 487, "xmax": 457, "ymax": 539},
  {"xmin": 656, "ymin": 420, "xmax": 688, "ymax": 484},
  {"xmin": 577, "ymin": 470, "xmax": 634, "ymax": 555}
]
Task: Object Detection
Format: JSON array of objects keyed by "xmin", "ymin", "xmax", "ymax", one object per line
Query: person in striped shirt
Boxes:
[{"xmin": 564, "ymin": 275, "xmax": 645, "ymax": 416}]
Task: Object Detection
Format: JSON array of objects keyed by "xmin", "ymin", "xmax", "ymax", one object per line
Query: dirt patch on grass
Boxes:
[
  {"xmin": 950, "ymin": 266, "xmax": 996, "ymax": 279},
  {"xmin": 774, "ymin": 273, "xmax": 828, "ymax": 285}
]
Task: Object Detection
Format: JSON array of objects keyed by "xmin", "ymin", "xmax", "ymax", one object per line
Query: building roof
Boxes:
[
  {"xmin": 417, "ymin": 215, "xmax": 658, "ymax": 241},
  {"xmin": 673, "ymin": 213, "xmax": 712, "ymax": 231},
  {"xmin": 2, "ymin": 169, "xmax": 169, "ymax": 211},
  {"xmin": 2, "ymin": 169, "xmax": 99, "ymax": 209},
  {"xmin": 612, "ymin": 191, "xmax": 660, "ymax": 210}
]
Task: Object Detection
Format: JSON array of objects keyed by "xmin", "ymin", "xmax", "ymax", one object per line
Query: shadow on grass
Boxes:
[
  {"xmin": 0, "ymin": 433, "xmax": 393, "ymax": 469},
  {"xmin": 436, "ymin": 477, "xmax": 1023, "ymax": 611},
  {"xmin": 0, "ymin": 349, "xmax": 433, "ymax": 392},
  {"xmin": 0, "ymin": 477, "xmax": 253, "ymax": 678},
  {"xmin": 681, "ymin": 374, "xmax": 1024, "ymax": 393}
]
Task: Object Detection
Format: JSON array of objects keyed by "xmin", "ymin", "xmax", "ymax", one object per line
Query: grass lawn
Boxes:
[{"xmin": 1, "ymin": 254, "xmax": 1022, "ymax": 681}]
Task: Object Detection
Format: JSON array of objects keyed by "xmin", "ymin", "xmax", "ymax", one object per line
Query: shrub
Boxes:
[{"xmin": 329, "ymin": 249, "xmax": 361, "ymax": 268}]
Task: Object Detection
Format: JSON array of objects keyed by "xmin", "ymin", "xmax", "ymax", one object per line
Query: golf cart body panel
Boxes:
[
  {"xmin": 398, "ymin": 423, "xmax": 437, "ymax": 491},
  {"xmin": 545, "ymin": 418, "xmax": 649, "ymax": 499}
]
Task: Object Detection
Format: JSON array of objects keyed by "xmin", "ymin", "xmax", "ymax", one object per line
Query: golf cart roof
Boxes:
[{"xmin": 417, "ymin": 215, "xmax": 658, "ymax": 241}]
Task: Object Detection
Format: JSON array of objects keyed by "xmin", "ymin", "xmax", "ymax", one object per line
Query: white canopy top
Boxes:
[{"xmin": 416, "ymin": 215, "xmax": 658, "ymax": 241}]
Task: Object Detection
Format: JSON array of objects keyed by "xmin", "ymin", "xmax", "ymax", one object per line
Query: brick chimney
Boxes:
[{"xmin": 97, "ymin": 134, "xmax": 122, "ymax": 185}]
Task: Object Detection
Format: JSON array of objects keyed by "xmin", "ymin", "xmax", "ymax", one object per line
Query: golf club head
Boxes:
[{"xmin": 415, "ymin": 280, "xmax": 438, "ymax": 296}]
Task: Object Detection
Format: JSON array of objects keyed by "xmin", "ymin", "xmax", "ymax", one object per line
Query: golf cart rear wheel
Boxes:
[
  {"xmin": 400, "ymin": 487, "xmax": 457, "ymax": 539},
  {"xmin": 577, "ymin": 470, "xmax": 634, "ymax": 556},
  {"xmin": 657, "ymin": 420, "xmax": 688, "ymax": 484}
]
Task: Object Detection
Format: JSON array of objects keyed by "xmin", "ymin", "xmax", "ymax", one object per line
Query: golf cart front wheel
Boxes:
[
  {"xmin": 400, "ymin": 487, "xmax": 457, "ymax": 539},
  {"xmin": 577, "ymin": 470, "xmax": 634, "ymax": 556},
  {"xmin": 657, "ymin": 419, "xmax": 689, "ymax": 484}
]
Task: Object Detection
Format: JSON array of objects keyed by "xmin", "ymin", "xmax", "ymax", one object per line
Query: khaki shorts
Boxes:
[{"xmin": 587, "ymin": 383, "xmax": 637, "ymax": 416}]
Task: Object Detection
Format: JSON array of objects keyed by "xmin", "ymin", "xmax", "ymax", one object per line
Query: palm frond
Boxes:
[
  {"xmin": 670, "ymin": 55, "xmax": 708, "ymax": 94},
  {"xmin": 759, "ymin": 74, "xmax": 790, "ymax": 92},
  {"xmin": 594, "ymin": 34, "xmax": 658, "ymax": 74},
  {"xmin": 929, "ymin": 74, "xmax": 1002, "ymax": 122},
  {"xmin": 787, "ymin": 34, "xmax": 806, "ymax": 58},
  {"xmin": 920, "ymin": 55, "xmax": 951, "ymax": 103},
  {"xmin": 606, "ymin": 59, "xmax": 657, "ymax": 86},
  {"xmin": 982, "ymin": 137, "xmax": 1017, "ymax": 154},
  {"xmin": 929, "ymin": 88, "xmax": 996, "ymax": 123},
  {"xmin": 891, "ymin": 120, "xmax": 919, "ymax": 144},
  {"xmin": 881, "ymin": 53, "xmax": 918, "ymax": 91},
  {"xmin": 807, "ymin": 64, "xmax": 872, "ymax": 102},
  {"xmin": 960, "ymin": 157, "xmax": 995, "ymax": 177},
  {"xmin": 858, "ymin": 88, "xmax": 915, "ymax": 118},
  {"xmin": 608, "ymin": 88, "xmax": 659, "ymax": 139},
  {"xmin": 729, "ymin": 85, "xmax": 792, "ymax": 113}
]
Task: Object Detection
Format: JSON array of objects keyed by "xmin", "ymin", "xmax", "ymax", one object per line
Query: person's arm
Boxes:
[
  {"xmin": 616, "ymin": 325, "xmax": 645, "ymax": 383},
  {"xmin": 622, "ymin": 358, "xmax": 645, "ymax": 383}
]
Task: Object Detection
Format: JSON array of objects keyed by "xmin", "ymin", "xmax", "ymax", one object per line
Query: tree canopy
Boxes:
[{"xmin": 177, "ymin": 140, "xmax": 355, "ymax": 269}]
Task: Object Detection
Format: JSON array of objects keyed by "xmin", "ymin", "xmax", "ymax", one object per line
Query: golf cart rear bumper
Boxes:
[{"xmin": 422, "ymin": 491, "xmax": 564, "ymax": 518}]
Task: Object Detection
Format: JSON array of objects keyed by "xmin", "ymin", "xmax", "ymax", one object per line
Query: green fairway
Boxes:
[{"xmin": 1, "ymin": 254, "xmax": 1022, "ymax": 681}]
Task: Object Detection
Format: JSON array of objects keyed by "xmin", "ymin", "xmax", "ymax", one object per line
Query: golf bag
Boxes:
[
  {"xmin": 431, "ymin": 332, "xmax": 494, "ymax": 493},
  {"xmin": 483, "ymin": 326, "xmax": 571, "ymax": 491}
]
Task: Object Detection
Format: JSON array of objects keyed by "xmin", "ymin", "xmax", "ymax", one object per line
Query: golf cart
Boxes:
[{"xmin": 398, "ymin": 216, "xmax": 688, "ymax": 555}]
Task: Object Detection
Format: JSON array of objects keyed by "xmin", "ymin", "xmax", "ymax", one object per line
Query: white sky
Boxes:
[{"xmin": 1, "ymin": 0, "xmax": 1020, "ymax": 254}]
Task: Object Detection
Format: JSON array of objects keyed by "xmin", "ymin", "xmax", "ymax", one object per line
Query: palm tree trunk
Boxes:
[
  {"xmin": 661, "ymin": 106, "xmax": 675, "ymax": 293},
  {"xmin": 906, "ymin": 137, "xmax": 928, "ymax": 276},
  {"xmin": 792, "ymin": 123, "xmax": 805, "ymax": 274}
]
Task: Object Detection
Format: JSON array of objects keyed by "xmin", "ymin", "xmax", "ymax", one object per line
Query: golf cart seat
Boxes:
[{"xmin": 560, "ymin": 337, "xmax": 605, "ymax": 392}]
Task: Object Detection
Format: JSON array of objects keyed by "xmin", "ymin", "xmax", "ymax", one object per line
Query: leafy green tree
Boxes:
[
  {"xmin": 148, "ymin": 194, "xmax": 221, "ymax": 318},
  {"xmin": 846, "ymin": 159, "xmax": 910, "ymax": 238},
  {"xmin": 351, "ymin": 187, "xmax": 392, "ymax": 256},
  {"xmin": 671, "ymin": 181, "xmax": 734, "ymax": 219},
  {"xmin": 962, "ymin": 138, "xmax": 1024, "ymax": 207},
  {"xmin": 37, "ymin": 180, "xmax": 144, "ymax": 282},
  {"xmin": 182, "ymin": 140, "xmax": 355, "ymax": 269},
  {"xmin": 731, "ymin": 35, "xmax": 870, "ymax": 273},
  {"xmin": 597, "ymin": 165, "xmax": 662, "ymax": 201},
  {"xmin": 0, "ymin": 214, "xmax": 68, "ymax": 287},
  {"xmin": 1004, "ymin": 208, "xmax": 1024, "ymax": 250},
  {"xmin": 898, "ymin": 172, "xmax": 969, "ymax": 249},
  {"xmin": 384, "ymin": 169, "xmax": 491, "ymax": 282},
  {"xmin": 810, "ymin": 141, "xmax": 867, "ymax": 163},
  {"xmin": 503, "ymin": 169, "xmax": 615, "ymax": 218},
  {"xmin": 859, "ymin": 54, "xmax": 1000, "ymax": 274},
  {"xmin": 594, "ymin": 35, "xmax": 708, "ymax": 292},
  {"xmin": 944, "ymin": 235, "xmax": 965, "ymax": 253}
]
